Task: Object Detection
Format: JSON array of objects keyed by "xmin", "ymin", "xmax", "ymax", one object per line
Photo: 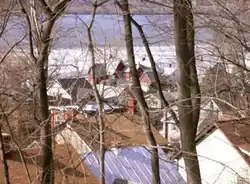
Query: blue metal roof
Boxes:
[{"xmin": 82, "ymin": 146, "xmax": 186, "ymax": 184}]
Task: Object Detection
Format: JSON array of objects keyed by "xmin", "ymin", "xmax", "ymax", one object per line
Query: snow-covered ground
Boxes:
[{"xmin": 48, "ymin": 44, "xmax": 216, "ymax": 80}]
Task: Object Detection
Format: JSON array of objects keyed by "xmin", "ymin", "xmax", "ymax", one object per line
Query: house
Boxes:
[
  {"xmin": 107, "ymin": 60, "xmax": 126, "ymax": 78},
  {"xmin": 161, "ymin": 98, "xmax": 228, "ymax": 146},
  {"xmin": 0, "ymin": 144, "xmax": 98, "ymax": 184},
  {"xmin": 139, "ymin": 70, "xmax": 167, "ymax": 92},
  {"xmin": 123, "ymin": 66, "xmax": 132, "ymax": 81},
  {"xmin": 58, "ymin": 77, "xmax": 92, "ymax": 104},
  {"xmin": 55, "ymin": 113, "xmax": 168, "ymax": 154},
  {"xmin": 87, "ymin": 63, "xmax": 108, "ymax": 85},
  {"xmin": 96, "ymin": 83, "xmax": 126, "ymax": 104},
  {"xmin": 137, "ymin": 63, "xmax": 152, "ymax": 78},
  {"xmin": 145, "ymin": 91, "xmax": 178, "ymax": 109},
  {"xmin": 47, "ymin": 80, "xmax": 72, "ymax": 105},
  {"xmin": 165, "ymin": 69, "xmax": 179, "ymax": 90},
  {"xmin": 82, "ymin": 146, "xmax": 186, "ymax": 184},
  {"xmin": 24, "ymin": 79, "xmax": 72, "ymax": 105},
  {"xmin": 49, "ymin": 105, "xmax": 80, "ymax": 126},
  {"xmin": 176, "ymin": 117, "xmax": 250, "ymax": 184},
  {"xmin": 201, "ymin": 62, "xmax": 250, "ymax": 116}
]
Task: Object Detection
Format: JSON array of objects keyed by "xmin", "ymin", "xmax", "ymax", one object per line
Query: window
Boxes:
[{"xmin": 169, "ymin": 63, "xmax": 172, "ymax": 68}]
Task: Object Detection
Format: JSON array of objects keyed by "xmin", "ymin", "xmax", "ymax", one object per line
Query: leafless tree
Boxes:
[
  {"xmin": 173, "ymin": 0, "xmax": 202, "ymax": 183},
  {"xmin": 118, "ymin": 0, "xmax": 161, "ymax": 183},
  {"xmin": 81, "ymin": 1, "xmax": 110, "ymax": 183},
  {"xmin": 17, "ymin": 0, "xmax": 72, "ymax": 183}
]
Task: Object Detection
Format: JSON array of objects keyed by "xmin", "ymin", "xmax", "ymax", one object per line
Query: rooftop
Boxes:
[
  {"xmin": 58, "ymin": 77, "xmax": 92, "ymax": 90},
  {"xmin": 171, "ymin": 117, "xmax": 250, "ymax": 163},
  {"xmin": 216, "ymin": 118, "xmax": 250, "ymax": 164},
  {"xmin": 82, "ymin": 146, "xmax": 186, "ymax": 184},
  {"xmin": 69, "ymin": 113, "xmax": 168, "ymax": 151},
  {"xmin": 140, "ymin": 70, "xmax": 166, "ymax": 83},
  {"xmin": 96, "ymin": 84, "xmax": 125, "ymax": 99},
  {"xmin": 0, "ymin": 144, "xmax": 98, "ymax": 184}
]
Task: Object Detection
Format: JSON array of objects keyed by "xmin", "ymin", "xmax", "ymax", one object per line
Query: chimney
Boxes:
[
  {"xmin": 128, "ymin": 98, "xmax": 136, "ymax": 114},
  {"xmin": 161, "ymin": 109, "xmax": 168, "ymax": 140}
]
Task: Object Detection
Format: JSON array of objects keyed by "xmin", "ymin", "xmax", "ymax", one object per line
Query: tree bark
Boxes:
[
  {"xmin": 186, "ymin": 1, "xmax": 201, "ymax": 125},
  {"xmin": 119, "ymin": 0, "xmax": 160, "ymax": 183},
  {"xmin": 37, "ymin": 41, "xmax": 53, "ymax": 184},
  {"xmin": 18, "ymin": 1, "xmax": 71, "ymax": 183},
  {"xmin": 129, "ymin": 17, "xmax": 180, "ymax": 142},
  {"xmin": 86, "ymin": 3, "xmax": 105, "ymax": 184},
  {"xmin": 173, "ymin": 0, "xmax": 202, "ymax": 183},
  {"xmin": 0, "ymin": 126, "xmax": 10, "ymax": 184}
]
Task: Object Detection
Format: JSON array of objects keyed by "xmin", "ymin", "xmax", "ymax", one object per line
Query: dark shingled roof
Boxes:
[
  {"xmin": 58, "ymin": 77, "xmax": 92, "ymax": 90},
  {"xmin": 87, "ymin": 63, "xmax": 107, "ymax": 77}
]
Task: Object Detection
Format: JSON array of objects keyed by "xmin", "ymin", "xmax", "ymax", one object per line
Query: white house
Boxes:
[
  {"xmin": 55, "ymin": 123, "xmax": 92, "ymax": 154},
  {"xmin": 96, "ymin": 83, "xmax": 125, "ymax": 101},
  {"xmin": 47, "ymin": 80, "xmax": 72, "ymax": 100},
  {"xmin": 145, "ymin": 91, "xmax": 178, "ymax": 109},
  {"xmin": 161, "ymin": 99, "xmax": 223, "ymax": 145},
  {"xmin": 177, "ymin": 117, "xmax": 250, "ymax": 184}
]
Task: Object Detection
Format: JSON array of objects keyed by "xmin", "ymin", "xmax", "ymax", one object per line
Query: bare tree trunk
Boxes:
[
  {"xmin": 86, "ymin": 3, "xmax": 105, "ymax": 184},
  {"xmin": 128, "ymin": 17, "xmax": 180, "ymax": 142},
  {"xmin": 37, "ymin": 42, "xmax": 53, "ymax": 184},
  {"xmin": 0, "ymin": 125, "xmax": 10, "ymax": 184},
  {"xmin": 173, "ymin": 0, "xmax": 202, "ymax": 183},
  {"xmin": 18, "ymin": 1, "xmax": 71, "ymax": 183},
  {"xmin": 186, "ymin": 1, "xmax": 201, "ymax": 125},
  {"xmin": 119, "ymin": 0, "xmax": 160, "ymax": 183}
]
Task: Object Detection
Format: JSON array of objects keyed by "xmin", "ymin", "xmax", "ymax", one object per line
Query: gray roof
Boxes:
[
  {"xmin": 88, "ymin": 63, "xmax": 107, "ymax": 77},
  {"xmin": 58, "ymin": 77, "xmax": 92, "ymax": 90},
  {"xmin": 142, "ymin": 70, "xmax": 166, "ymax": 83},
  {"xmin": 148, "ymin": 91, "xmax": 178, "ymax": 102},
  {"xmin": 82, "ymin": 146, "xmax": 186, "ymax": 184}
]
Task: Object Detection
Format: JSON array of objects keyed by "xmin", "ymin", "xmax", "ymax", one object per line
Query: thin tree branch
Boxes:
[
  {"xmin": 0, "ymin": 35, "xmax": 26, "ymax": 64},
  {"xmin": 85, "ymin": 2, "xmax": 106, "ymax": 183},
  {"xmin": 0, "ymin": 0, "xmax": 14, "ymax": 38},
  {"xmin": 52, "ymin": 0, "xmax": 71, "ymax": 19},
  {"xmin": 38, "ymin": 0, "xmax": 53, "ymax": 15},
  {"xmin": 128, "ymin": 14, "xmax": 180, "ymax": 129},
  {"xmin": 18, "ymin": 0, "xmax": 38, "ymax": 62},
  {"xmin": 118, "ymin": 0, "xmax": 160, "ymax": 183}
]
